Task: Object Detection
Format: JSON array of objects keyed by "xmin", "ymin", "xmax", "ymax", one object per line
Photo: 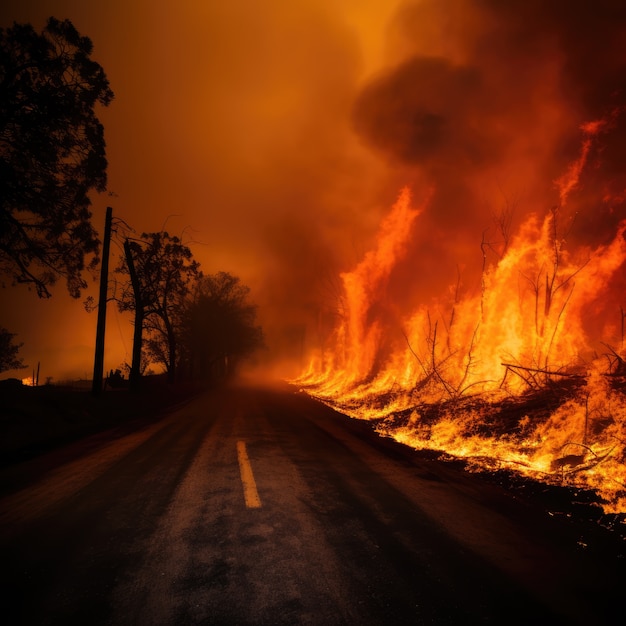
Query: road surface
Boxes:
[{"xmin": 0, "ymin": 382, "xmax": 623, "ymax": 625}]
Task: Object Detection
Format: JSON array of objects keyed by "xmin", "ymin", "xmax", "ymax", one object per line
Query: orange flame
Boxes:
[
  {"xmin": 554, "ymin": 118, "xmax": 606, "ymax": 206},
  {"xmin": 295, "ymin": 150, "xmax": 626, "ymax": 516}
]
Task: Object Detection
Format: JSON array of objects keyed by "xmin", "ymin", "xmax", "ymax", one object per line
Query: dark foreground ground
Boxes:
[
  {"xmin": 0, "ymin": 380, "xmax": 624, "ymax": 624},
  {"xmin": 0, "ymin": 376, "xmax": 202, "ymax": 468}
]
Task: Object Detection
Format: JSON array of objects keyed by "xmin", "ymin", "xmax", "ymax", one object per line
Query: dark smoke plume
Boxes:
[{"xmin": 351, "ymin": 0, "xmax": 626, "ymax": 298}]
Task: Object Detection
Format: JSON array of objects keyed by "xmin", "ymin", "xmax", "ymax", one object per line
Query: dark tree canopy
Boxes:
[
  {"xmin": 0, "ymin": 17, "xmax": 113, "ymax": 298},
  {"xmin": 114, "ymin": 234, "xmax": 262, "ymax": 385},
  {"xmin": 0, "ymin": 326, "xmax": 25, "ymax": 373},
  {"xmin": 117, "ymin": 232, "xmax": 199, "ymax": 319},
  {"xmin": 181, "ymin": 272, "xmax": 264, "ymax": 381},
  {"xmin": 117, "ymin": 232, "xmax": 200, "ymax": 385}
]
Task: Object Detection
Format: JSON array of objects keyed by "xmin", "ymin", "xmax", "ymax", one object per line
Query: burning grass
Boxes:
[
  {"xmin": 300, "ymin": 363, "xmax": 626, "ymax": 517},
  {"xmin": 300, "ymin": 372, "xmax": 626, "ymax": 542},
  {"xmin": 295, "ymin": 181, "xmax": 626, "ymax": 523}
]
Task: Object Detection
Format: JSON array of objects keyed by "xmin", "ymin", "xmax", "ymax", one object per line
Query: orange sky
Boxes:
[
  {"xmin": 0, "ymin": 0, "xmax": 403, "ymax": 381},
  {"xmin": 2, "ymin": 1, "xmax": 626, "ymax": 382}
]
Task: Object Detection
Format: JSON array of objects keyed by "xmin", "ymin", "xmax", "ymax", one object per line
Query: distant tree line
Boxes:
[{"xmin": 113, "ymin": 230, "xmax": 264, "ymax": 389}]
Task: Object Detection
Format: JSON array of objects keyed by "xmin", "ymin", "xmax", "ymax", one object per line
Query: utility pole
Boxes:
[{"xmin": 92, "ymin": 206, "xmax": 113, "ymax": 396}]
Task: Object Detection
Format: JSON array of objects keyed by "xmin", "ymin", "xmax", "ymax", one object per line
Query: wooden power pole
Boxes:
[{"xmin": 92, "ymin": 206, "xmax": 113, "ymax": 396}]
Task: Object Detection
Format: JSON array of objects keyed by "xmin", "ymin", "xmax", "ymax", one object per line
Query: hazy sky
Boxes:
[
  {"xmin": 2, "ymin": 0, "xmax": 626, "ymax": 381},
  {"xmin": 0, "ymin": 0, "xmax": 404, "ymax": 380}
]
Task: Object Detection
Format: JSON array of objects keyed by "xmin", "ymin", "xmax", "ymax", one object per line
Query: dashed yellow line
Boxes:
[{"xmin": 237, "ymin": 441, "xmax": 262, "ymax": 508}]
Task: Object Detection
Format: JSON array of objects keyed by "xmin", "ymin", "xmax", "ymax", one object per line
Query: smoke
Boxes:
[
  {"xmin": 1, "ymin": 0, "xmax": 399, "ymax": 379},
  {"xmin": 347, "ymin": 0, "xmax": 626, "ymax": 314},
  {"xmin": 3, "ymin": 1, "xmax": 626, "ymax": 379},
  {"xmin": 354, "ymin": 57, "xmax": 490, "ymax": 166}
]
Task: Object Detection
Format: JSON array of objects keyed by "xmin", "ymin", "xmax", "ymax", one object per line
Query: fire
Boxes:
[
  {"xmin": 554, "ymin": 118, "xmax": 605, "ymax": 206},
  {"xmin": 295, "ymin": 158, "xmax": 626, "ymax": 517}
]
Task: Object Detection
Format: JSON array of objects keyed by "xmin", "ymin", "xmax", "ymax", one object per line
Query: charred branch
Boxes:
[{"xmin": 501, "ymin": 362, "xmax": 586, "ymax": 389}]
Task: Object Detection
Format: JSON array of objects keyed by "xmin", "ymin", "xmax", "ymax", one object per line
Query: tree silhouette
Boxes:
[
  {"xmin": 0, "ymin": 17, "xmax": 113, "ymax": 298},
  {"xmin": 0, "ymin": 326, "xmax": 26, "ymax": 373},
  {"xmin": 180, "ymin": 272, "xmax": 264, "ymax": 381},
  {"xmin": 117, "ymin": 232, "xmax": 199, "ymax": 387}
]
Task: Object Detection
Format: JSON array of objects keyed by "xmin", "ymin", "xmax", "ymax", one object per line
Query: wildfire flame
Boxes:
[{"xmin": 295, "ymin": 130, "xmax": 626, "ymax": 517}]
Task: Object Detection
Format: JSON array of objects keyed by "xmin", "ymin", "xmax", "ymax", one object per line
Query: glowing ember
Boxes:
[{"xmin": 295, "ymin": 148, "xmax": 626, "ymax": 517}]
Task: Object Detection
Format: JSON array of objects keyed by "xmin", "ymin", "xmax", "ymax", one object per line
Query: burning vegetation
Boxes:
[
  {"xmin": 295, "ymin": 162, "xmax": 626, "ymax": 522},
  {"xmin": 292, "ymin": 0, "xmax": 626, "ymax": 526}
]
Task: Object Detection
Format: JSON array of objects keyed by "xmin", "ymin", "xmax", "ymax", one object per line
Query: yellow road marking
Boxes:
[{"xmin": 237, "ymin": 441, "xmax": 262, "ymax": 508}]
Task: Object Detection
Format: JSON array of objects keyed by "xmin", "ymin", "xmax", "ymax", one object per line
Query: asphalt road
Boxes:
[{"xmin": 0, "ymin": 382, "xmax": 623, "ymax": 625}]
